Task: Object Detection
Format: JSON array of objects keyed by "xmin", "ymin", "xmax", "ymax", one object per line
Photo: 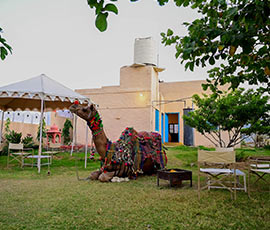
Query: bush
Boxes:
[
  {"xmin": 62, "ymin": 119, "xmax": 73, "ymax": 145},
  {"xmin": 5, "ymin": 130, "xmax": 22, "ymax": 144},
  {"xmin": 22, "ymin": 135, "xmax": 35, "ymax": 148},
  {"xmin": 0, "ymin": 130, "xmax": 22, "ymax": 156}
]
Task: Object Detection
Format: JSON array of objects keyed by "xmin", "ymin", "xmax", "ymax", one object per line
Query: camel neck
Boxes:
[{"xmin": 87, "ymin": 112, "xmax": 103, "ymax": 137}]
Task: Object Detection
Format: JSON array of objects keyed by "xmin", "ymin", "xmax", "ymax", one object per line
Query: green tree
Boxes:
[
  {"xmin": 62, "ymin": 119, "xmax": 73, "ymax": 145},
  {"xmin": 161, "ymin": 0, "xmax": 270, "ymax": 94},
  {"xmin": 0, "ymin": 27, "xmax": 12, "ymax": 60},
  {"xmin": 183, "ymin": 88, "xmax": 270, "ymax": 147}
]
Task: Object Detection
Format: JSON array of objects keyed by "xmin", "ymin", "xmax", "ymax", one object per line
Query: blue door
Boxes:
[
  {"xmin": 165, "ymin": 113, "xmax": 180, "ymax": 143},
  {"xmin": 161, "ymin": 113, "xmax": 164, "ymax": 143},
  {"xmin": 155, "ymin": 109, "xmax": 159, "ymax": 132},
  {"xmin": 165, "ymin": 113, "xmax": 169, "ymax": 142}
]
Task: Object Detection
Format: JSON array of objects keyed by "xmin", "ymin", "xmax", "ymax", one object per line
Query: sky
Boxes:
[{"xmin": 0, "ymin": 0, "xmax": 209, "ymax": 91}]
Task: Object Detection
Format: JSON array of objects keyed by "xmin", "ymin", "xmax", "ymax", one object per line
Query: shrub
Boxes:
[
  {"xmin": 1, "ymin": 130, "xmax": 22, "ymax": 156},
  {"xmin": 22, "ymin": 135, "xmax": 35, "ymax": 148},
  {"xmin": 62, "ymin": 119, "xmax": 73, "ymax": 145},
  {"xmin": 5, "ymin": 130, "xmax": 22, "ymax": 144}
]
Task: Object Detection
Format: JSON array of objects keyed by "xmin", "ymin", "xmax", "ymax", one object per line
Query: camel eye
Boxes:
[{"xmin": 82, "ymin": 108, "xmax": 88, "ymax": 113}]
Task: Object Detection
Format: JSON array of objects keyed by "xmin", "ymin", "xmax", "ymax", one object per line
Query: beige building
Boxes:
[{"xmin": 75, "ymin": 63, "xmax": 213, "ymax": 146}]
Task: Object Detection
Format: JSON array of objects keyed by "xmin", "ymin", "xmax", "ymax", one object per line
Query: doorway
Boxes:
[{"xmin": 165, "ymin": 113, "xmax": 179, "ymax": 143}]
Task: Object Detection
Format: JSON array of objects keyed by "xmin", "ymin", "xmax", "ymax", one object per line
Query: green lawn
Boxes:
[{"xmin": 0, "ymin": 146, "xmax": 269, "ymax": 230}]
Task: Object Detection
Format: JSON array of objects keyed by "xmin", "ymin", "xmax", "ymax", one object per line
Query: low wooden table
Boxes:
[{"xmin": 157, "ymin": 168, "xmax": 192, "ymax": 187}]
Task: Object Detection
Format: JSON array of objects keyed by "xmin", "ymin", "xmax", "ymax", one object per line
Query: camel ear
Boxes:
[{"xmin": 89, "ymin": 104, "xmax": 95, "ymax": 111}]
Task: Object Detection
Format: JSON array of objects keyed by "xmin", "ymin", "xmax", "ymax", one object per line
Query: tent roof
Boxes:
[{"xmin": 0, "ymin": 74, "xmax": 91, "ymax": 111}]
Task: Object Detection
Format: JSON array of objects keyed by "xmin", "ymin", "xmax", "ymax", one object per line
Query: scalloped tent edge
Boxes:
[
  {"xmin": 0, "ymin": 74, "xmax": 91, "ymax": 111},
  {"xmin": 0, "ymin": 74, "xmax": 92, "ymax": 173}
]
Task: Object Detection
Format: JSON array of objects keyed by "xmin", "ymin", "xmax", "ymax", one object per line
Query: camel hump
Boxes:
[{"xmin": 137, "ymin": 131, "xmax": 162, "ymax": 141}]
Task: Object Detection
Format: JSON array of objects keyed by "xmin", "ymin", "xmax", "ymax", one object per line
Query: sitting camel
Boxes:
[{"xmin": 69, "ymin": 102, "xmax": 167, "ymax": 182}]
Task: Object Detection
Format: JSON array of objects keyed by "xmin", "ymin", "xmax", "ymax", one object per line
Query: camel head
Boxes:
[{"xmin": 69, "ymin": 102, "xmax": 97, "ymax": 122}]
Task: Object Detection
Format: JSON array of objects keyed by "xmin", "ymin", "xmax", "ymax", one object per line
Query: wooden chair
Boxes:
[
  {"xmin": 198, "ymin": 149, "xmax": 247, "ymax": 200},
  {"xmin": 7, "ymin": 143, "xmax": 34, "ymax": 168},
  {"xmin": 248, "ymin": 156, "xmax": 270, "ymax": 195}
]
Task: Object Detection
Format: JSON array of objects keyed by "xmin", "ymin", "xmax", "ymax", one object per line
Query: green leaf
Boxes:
[
  {"xmin": 160, "ymin": 32, "xmax": 165, "ymax": 37},
  {"xmin": 189, "ymin": 62, "xmax": 194, "ymax": 71},
  {"xmin": 103, "ymin": 3, "xmax": 118, "ymax": 15},
  {"xmin": 0, "ymin": 47, "xmax": 8, "ymax": 60},
  {"xmin": 157, "ymin": 0, "xmax": 169, "ymax": 6},
  {"xmin": 87, "ymin": 0, "xmax": 98, "ymax": 8},
  {"xmin": 95, "ymin": 12, "xmax": 108, "ymax": 32},
  {"xmin": 1, "ymin": 47, "xmax": 5, "ymax": 60},
  {"xmin": 184, "ymin": 62, "xmax": 190, "ymax": 70},
  {"xmin": 175, "ymin": 50, "xmax": 181, "ymax": 59},
  {"xmin": 166, "ymin": 28, "xmax": 173, "ymax": 36},
  {"xmin": 209, "ymin": 56, "xmax": 215, "ymax": 65},
  {"xmin": 95, "ymin": 0, "xmax": 104, "ymax": 15}
]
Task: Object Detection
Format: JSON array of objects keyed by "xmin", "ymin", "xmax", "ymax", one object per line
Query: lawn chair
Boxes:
[
  {"xmin": 7, "ymin": 143, "xmax": 34, "ymax": 168},
  {"xmin": 198, "ymin": 149, "xmax": 247, "ymax": 200},
  {"xmin": 43, "ymin": 142, "xmax": 61, "ymax": 163},
  {"xmin": 248, "ymin": 156, "xmax": 270, "ymax": 195}
]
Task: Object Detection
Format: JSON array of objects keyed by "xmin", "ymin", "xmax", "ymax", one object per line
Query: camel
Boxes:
[{"xmin": 69, "ymin": 102, "xmax": 167, "ymax": 182}]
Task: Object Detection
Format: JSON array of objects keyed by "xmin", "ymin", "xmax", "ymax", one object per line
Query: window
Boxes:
[{"xmin": 169, "ymin": 124, "xmax": 179, "ymax": 134}]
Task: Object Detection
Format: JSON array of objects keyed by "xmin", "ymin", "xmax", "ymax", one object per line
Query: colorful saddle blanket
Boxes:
[{"xmin": 104, "ymin": 127, "xmax": 167, "ymax": 174}]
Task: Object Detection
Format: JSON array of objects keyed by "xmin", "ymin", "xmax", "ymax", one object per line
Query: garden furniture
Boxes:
[
  {"xmin": 248, "ymin": 156, "xmax": 270, "ymax": 196},
  {"xmin": 198, "ymin": 149, "xmax": 247, "ymax": 200},
  {"xmin": 7, "ymin": 143, "xmax": 34, "ymax": 168}
]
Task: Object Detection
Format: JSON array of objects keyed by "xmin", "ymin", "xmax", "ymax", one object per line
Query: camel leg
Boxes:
[
  {"xmin": 142, "ymin": 158, "xmax": 155, "ymax": 175},
  {"xmin": 98, "ymin": 171, "xmax": 115, "ymax": 182},
  {"xmin": 89, "ymin": 169, "xmax": 102, "ymax": 180}
]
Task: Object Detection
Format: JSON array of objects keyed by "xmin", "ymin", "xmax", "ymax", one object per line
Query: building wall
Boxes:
[
  {"xmin": 74, "ymin": 65, "xmax": 231, "ymax": 147},
  {"xmin": 75, "ymin": 65, "xmax": 155, "ymax": 143}
]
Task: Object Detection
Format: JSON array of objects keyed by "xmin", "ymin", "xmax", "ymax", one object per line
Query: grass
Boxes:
[{"xmin": 0, "ymin": 146, "xmax": 269, "ymax": 230}]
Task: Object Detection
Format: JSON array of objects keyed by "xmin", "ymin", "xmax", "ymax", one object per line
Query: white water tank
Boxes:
[{"xmin": 134, "ymin": 37, "xmax": 157, "ymax": 66}]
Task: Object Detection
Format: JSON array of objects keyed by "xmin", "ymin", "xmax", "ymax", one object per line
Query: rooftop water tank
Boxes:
[{"xmin": 134, "ymin": 37, "xmax": 157, "ymax": 66}]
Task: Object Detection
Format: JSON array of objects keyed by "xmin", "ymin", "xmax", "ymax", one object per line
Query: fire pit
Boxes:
[{"xmin": 157, "ymin": 168, "xmax": 192, "ymax": 187}]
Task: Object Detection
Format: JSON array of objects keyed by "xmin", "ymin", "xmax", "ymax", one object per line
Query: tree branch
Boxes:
[{"xmin": 203, "ymin": 133, "xmax": 218, "ymax": 147}]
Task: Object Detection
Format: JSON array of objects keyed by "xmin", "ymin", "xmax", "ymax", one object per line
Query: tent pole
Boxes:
[
  {"xmin": 84, "ymin": 124, "xmax": 88, "ymax": 168},
  {"xmin": 38, "ymin": 97, "xmax": 44, "ymax": 173},
  {"xmin": 0, "ymin": 111, "xmax": 4, "ymax": 144},
  {"xmin": 70, "ymin": 114, "xmax": 77, "ymax": 156}
]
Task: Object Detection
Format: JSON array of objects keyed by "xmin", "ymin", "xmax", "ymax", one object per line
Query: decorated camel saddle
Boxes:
[{"xmin": 70, "ymin": 102, "xmax": 167, "ymax": 182}]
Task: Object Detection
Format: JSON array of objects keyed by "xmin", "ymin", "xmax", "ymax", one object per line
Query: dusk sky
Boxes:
[{"xmin": 0, "ymin": 0, "xmax": 208, "ymax": 90}]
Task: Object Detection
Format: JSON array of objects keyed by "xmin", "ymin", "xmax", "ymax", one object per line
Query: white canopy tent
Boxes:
[{"xmin": 0, "ymin": 74, "xmax": 91, "ymax": 172}]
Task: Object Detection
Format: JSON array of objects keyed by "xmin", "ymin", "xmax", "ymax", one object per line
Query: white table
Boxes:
[{"xmin": 25, "ymin": 155, "xmax": 52, "ymax": 168}]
